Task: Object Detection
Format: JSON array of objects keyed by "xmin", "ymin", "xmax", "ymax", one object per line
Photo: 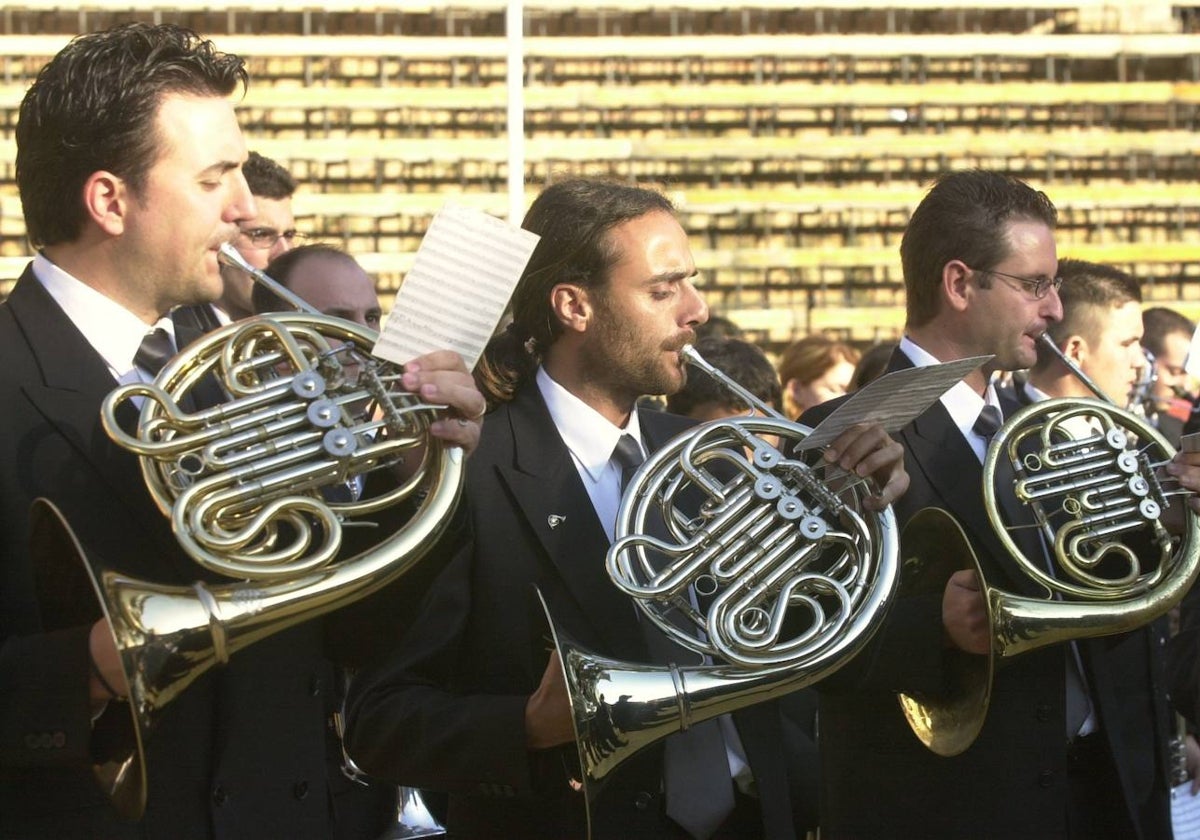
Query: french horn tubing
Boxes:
[
  {"xmin": 898, "ymin": 333, "xmax": 1200, "ymax": 756},
  {"xmin": 544, "ymin": 344, "xmax": 900, "ymax": 834},
  {"xmin": 40, "ymin": 244, "xmax": 464, "ymax": 819}
]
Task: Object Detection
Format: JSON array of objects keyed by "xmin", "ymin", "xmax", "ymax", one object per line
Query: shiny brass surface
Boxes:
[
  {"xmin": 898, "ymin": 382, "xmax": 1200, "ymax": 756},
  {"xmin": 545, "ymin": 344, "xmax": 901, "ymax": 834},
  {"xmin": 57, "ymin": 310, "xmax": 463, "ymax": 818}
]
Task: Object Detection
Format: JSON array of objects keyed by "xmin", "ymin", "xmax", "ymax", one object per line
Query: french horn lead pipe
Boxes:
[
  {"xmin": 1035, "ymin": 331, "xmax": 1115, "ymax": 405},
  {"xmin": 218, "ymin": 242, "xmax": 320, "ymax": 316},
  {"xmin": 681, "ymin": 344, "xmax": 787, "ymax": 421}
]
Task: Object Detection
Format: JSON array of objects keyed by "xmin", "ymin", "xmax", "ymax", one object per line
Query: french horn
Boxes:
[
  {"xmin": 898, "ymin": 333, "xmax": 1200, "ymax": 756},
  {"xmin": 546, "ymin": 344, "xmax": 900, "ymax": 832},
  {"xmin": 42, "ymin": 244, "xmax": 464, "ymax": 819}
]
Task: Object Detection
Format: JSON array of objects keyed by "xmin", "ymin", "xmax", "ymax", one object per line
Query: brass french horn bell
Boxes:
[
  {"xmin": 898, "ymin": 333, "xmax": 1200, "ymax": 756},
  {"xmin": 42, "ymin": 245, "xmax": 464, "ymax": 819},
  {"xmin": 544, "ymin": 344, "xmax": 901, "ymax": 834}
]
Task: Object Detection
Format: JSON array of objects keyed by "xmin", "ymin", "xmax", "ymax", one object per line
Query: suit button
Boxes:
[
  {"xmin": 1035, "ymin": 703, "xmax": 1051, "ymax": 722},
  {"xmin": 294, "ymin": 781, "xmax": 309, "ymax": 800},
  {"xmin": 51, "ymin": 731, "xmax": 66, "ymax": 748},
  {"xmin": 23, "ymin": 733, "xmax": 39, "ymax": 750},
  {"xmin": 633, "ymin": 791, "xmax": 654, "ymax": 811},
  {"xmin": 212, "ymin": 785, "xmax": 227, "ymax": 806},
  {"xmin": 1037, "ymin": 770, "xmax": 1054, "ymax": 788},
  {"xmin": 37, "ymin": 732, "xmax": 53, "ymax": 748}
]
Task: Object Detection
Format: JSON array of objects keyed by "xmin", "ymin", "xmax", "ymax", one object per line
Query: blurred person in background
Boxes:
[
  {"xmin": 777, "ymin": 334, "xmax": 860, "ymax": 420},
  {"xmin": 849, "ymin": 341, "xmax": 896, "ymax": 392},
  {"xmin": 1142, "ymin": 306, "xmax": 1196, "ymax": 443}
]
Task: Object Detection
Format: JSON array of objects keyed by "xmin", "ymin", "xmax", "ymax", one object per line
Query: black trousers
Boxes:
[{"xmin": 1066, "ymin": 732, "xmax": 1132, "ymax": 840}]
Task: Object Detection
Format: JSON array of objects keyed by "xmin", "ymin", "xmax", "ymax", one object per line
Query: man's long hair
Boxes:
[{"xmin": 475, "ymin": 178, "xmax": 674, "ymax": 407}]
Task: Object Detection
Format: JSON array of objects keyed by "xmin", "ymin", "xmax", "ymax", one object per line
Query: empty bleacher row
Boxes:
[
  {"xmin": 0, "ymin": 1, "xmax": 1171, "ymax": 39},
  {"xmin": 1, "ymin": 80, "xmax": 1198, "ymax": 138},
  {"xmin": 0, "ymin": 3, "xmax": 1196, "ymax": 345},
  {"xmin": 1, "ymin": 32, "xmax": 1200, "ymax": 87}
]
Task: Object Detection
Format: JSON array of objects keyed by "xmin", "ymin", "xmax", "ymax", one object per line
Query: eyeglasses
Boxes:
[
  {"xmin": 969, "ymin": 265, "xmax": 1063, "ymax": 300},
  {"xmin": 239, "ymin": 227, "xmax": 308, "ymax": 250}
]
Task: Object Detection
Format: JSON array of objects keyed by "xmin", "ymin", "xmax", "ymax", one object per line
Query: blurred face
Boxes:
[
  {"xmin": 285, "ymin": 254, "xmax": 382, "ymax": 331},
  {"xmin": 119, "ymin": 94, "xmax": 252, "ymax": 321},
  {"xmin": 788, "ymin": 359, "xmax": 855, "ymax": 413},
  {"xmin": 1153, "ymin": 329, "xmax": 1195, "ymax": 404},
  {"xmin": 1077, "ymin": 301, "xmax": 1145, "ymax": 406},
  {"xmin": 580, "ymin": 210, "xmax": 709, "ymax": 403},
  {"xmin": 219, "ymin": 195, "xmax": 297, "ymax": 318},
  {"xmin": 966, "ymin": 219, "xmax": 1063, "ymax": 372}
]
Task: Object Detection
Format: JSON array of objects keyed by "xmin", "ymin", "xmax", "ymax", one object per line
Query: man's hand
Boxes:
[
  {"xmin": 401, "ymin": 350, "xmax": 486, "ymax": 455},
  {"xmin": 1165, "ymin": 434, "xmax": 1200, "ymax": 521},
  {"xmin": 1186, "ymin": 733, "xmax": 1200, "ymax": 795},
  {"xmin": 88, "ymin": 619, "xmax": 128, "ymax": 709},
  {"xmin": 524, "ymin": 651, "xmax": 576, "ymax": 750},
  {"xmin": 942, "ymin": 569, "xmax": 990, "ymax": 655},
  {"xmin": 821, "ymin": 421, "xmax": 909, "ymax": 510}
]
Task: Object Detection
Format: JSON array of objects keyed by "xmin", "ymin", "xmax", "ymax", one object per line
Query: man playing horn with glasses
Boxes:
[
  {"xmin": 345, "ymin": 178, "xmax": 908, "ymax": 839},
  {"xmin": 801, "ymin": 169, "xmax": 1200, "ymax": 839},
  {"xmin": 0, "ymin": 24, "xmax": 484, "ymax": 839}
]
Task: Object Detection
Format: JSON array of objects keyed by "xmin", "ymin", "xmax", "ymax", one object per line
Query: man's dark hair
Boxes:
[
  {"xmin": 475, "ymin": 178, "xmax": 675, "ymax": 406},
  {"xmin": 850, "ymin": 342, "xmax": 896, "ymax": 391},
  {"xmin": 900, "ymin": 169, "xmax": 1058, "ymax": 328},
  {"xmin": 16, "ymin": 23, "xmax": 248, "ymax": 248},
  {"xmin": 1033, "ymin": 258, "xmax": 1141, "ymax": 372},
  {"xmin": 665, "ymin": 336, "xmax": 781, "ymax": 416},
  {"xmin": 253, "ymin": 243, "xmax": 351, "ymax": 313},
  {"xmin": 244, "ymin": 150, "xmax": 296, "ymax": 200},
  {"xmin": 1143, "ymin": 306, "xmax": 1195, "ymax": 358},
  {"xmin": 694, "ymin": 314, "xmax": 745, "ymax": 342}
]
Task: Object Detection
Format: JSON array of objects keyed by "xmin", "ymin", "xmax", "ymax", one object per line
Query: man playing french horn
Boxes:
[
  {"xmin": 801, "ymin": 169, "xmax": 1200, "ymax": 839},
  {"xmin": 344, "ymin": 178, "xmax": 909, "ymax": 839},
  {"xmin": 0, "ymin": 24, "xmax": 485, "ymax": 839}
]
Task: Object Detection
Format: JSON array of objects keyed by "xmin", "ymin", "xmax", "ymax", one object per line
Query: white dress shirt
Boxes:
[
  {"xmin": 900, "ymin": 335, "xmax": 1001, "ymax": 464},
  {"xmin": 32, "ymin": 252, "xmax": 176, "ymax": 385}
]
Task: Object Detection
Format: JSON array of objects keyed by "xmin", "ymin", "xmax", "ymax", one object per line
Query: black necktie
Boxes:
[
  {"xmin": 973, "ymin": 403, "xmax": 1003, "ymax": 443},
  {"xmin": 612, "ymin": 434, "xmax": 644, "ymax": 492},
  {"xmin": 610, "ymin": 434, "xmax": 735, "ymax": 838},
  {"xmin": 134, "ymin": 327, "xmax": 175, "ymax": 377}
]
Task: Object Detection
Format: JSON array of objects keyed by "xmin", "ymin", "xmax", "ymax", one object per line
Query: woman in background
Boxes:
[{"xmin": 777, "ymin": 334, "xmax": 860, "ymax": 419}]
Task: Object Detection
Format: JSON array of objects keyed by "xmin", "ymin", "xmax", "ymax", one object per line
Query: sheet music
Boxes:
[
  {"xmin": 372, "ymin": 204, "xmax": 539, "ymax": 369},
  {"xmin": 1173, "ymin": 780, "xmax": 1200, "ymax": 839},
  {"xmin": 795, "ymin": 355, "xmax": 992, "ymax": 451}
]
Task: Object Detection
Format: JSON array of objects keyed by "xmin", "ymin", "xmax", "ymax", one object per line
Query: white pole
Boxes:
[{"xmin": 505, "ymin": 0, "xmax": 525, "ymax": 225}]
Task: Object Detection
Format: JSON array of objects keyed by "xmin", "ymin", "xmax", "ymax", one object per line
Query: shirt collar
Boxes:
[
  {"xmin": 900, "ymin": 335, "xmax": 1001, "ymax": 441},
  {"xmin": 536, "ymin": 366, "xmax": 644, "ymax": 480},
  {"xmin": 33, "ymin": 252, "xmax": 176, "ymax": 380}
]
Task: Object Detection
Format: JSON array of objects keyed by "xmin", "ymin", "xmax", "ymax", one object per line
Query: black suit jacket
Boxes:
[
  {"xmin": 0, "ymin": 267, "xmax": 388, "ymax": 839},
  {"xmin": 801, "ymin": 348, "xmax": 1172, "ymax": 840},
  {"xmin": 345, "ymin": 382, "xmax": 803, "ymax": 838}
]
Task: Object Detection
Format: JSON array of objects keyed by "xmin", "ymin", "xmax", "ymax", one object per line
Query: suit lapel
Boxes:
[
  {"xmin": 496, "ymin": 387, "xmax": 646, "ymax": 660},
  {"xmin": 891, "ymin": 348, "xmax": 1036, "ymax": 592},
  {"xmin": 7, "ymin": 270, "xmax": 177, "ymax": 552}
]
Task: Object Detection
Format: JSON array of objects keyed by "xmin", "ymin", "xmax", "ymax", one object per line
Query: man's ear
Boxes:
[
  {"xmin": 82, "ymin": 171, "xmax": 127, "ymax": 236},
  {"xmin": 942, "ymin": 260, "xmax": 973, "ymax": 314},
  {"xmin": 549, "ymin": 284, "xmax": 592, "ymax": 335},
  {"xmin": 1062, "ymin": 334, "xmax": 1088, "ymax": 366}
]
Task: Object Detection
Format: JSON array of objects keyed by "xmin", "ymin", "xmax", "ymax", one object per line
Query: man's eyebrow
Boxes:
[
  {"xmin": 200, "ymin": 160, "xmax": 241, "ymax": 178},
  {"xmin": 646, "ymin": 269, "xmax": 697, "ymax": 284}
]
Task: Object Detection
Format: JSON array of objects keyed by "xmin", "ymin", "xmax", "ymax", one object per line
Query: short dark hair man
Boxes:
[
  {"xmin": 345, "ymin": 178, "xmax": 905, "ymax": 838},
  {"xmin": 1019, "ymin": 258, "xmax": 1145, "ymax": 406},
  {"xmin": 0, "ymin": 23, "xmax": 483, "ymax": 838},
  {"xmin": 255, "ymin": 243, "xmax": 382, "ymax": 331},
  {"xmin": 802, "ymin": 169, "xmax": 1200, "ymax": 839},
  {"xmin": 1143, "ymin": 305, "xmax": 1197, "ymax": 441},
  {"xmin": 665, "ymin": 335, "xmax": 782, "ymax": 419}
]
